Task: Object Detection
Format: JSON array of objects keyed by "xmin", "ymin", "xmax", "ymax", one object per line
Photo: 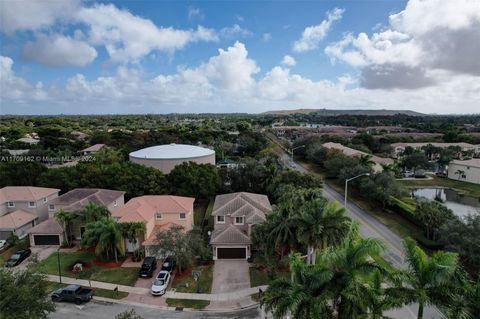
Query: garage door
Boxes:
[
  {"xmin": 33, "ymin": 235, "xmax": 60, "ymax": 245},
  {"xmin": 217, "ymin": 247, "xmax": 246, "ymax": 259}
]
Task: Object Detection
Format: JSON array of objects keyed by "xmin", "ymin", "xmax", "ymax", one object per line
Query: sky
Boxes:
[{"xmin": 0, "ymin": 0, "xmax": 479, "ymax": 115}]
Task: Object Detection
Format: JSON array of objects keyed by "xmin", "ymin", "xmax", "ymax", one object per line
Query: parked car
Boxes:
[
  {"xmin": 403, "ymin": 170, "xmax": 415, "ymax": 178},
  {"xmin": 151, "ymin": 270, "xmax": 170, "ymax": 296},
  {"xmin": 160, "ymin": 256, "xmax": 176, "ymax": 273},
  {"xmin": 139, "ymin": 256, "xmax": 157, "ymax": 278},
  {"xmin": 5, "ymin": 249, "xmax": 31, "ymax": 267},
  {"xmin": 0, "ymin": 240, "xmax": 7, "ymax": 250},
  {"xmin": 435, "ymin": 171, "xmax": 447, "ymax": 177},
  {"xmin": 51, "ymin": 284, "xmax": 93, "ymax": 305}
]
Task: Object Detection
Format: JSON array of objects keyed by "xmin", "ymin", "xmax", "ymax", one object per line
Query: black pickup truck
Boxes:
[{"xmin": 51, "ymin": 284, "xmax": 93, "ymax": 305}]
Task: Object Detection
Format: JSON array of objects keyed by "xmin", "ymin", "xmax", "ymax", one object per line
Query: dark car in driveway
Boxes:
[
  {"xmin": 160, "ymin": 256, "xmax": 176, "ymax": 273},
  {"xmin": 51, "ymin": 285, "xmax": 93, "ymax": 305},
  {"xmin": 5, "ymin": 249, "xmax": 31, "ymax": 267},
  {"xmin": 139, "ymin": 256, "xmax": 157, "ymax": 278}
]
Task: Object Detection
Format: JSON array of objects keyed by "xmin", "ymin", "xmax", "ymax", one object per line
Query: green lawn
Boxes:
[
  {"xmin": 35, "ymin": 251, "xmax": 139, "ymax": 286},
  {"xmin": 249, "ymin": 267, "xmax": 289, "ymax": 287},
  {"xmin": 398, "ymin": 175, "xmax": 480, "ymax": 198},
  {"xmin": 171, "ymin": 264, "xmax": 213, "ymax": 293},
  {"xmin": 0, "ymin": 238, "xmax": 29, "ymax": 267},
  {"xmin": 166, "ymin": 298, "xmax": 210, "ymax": 309}
]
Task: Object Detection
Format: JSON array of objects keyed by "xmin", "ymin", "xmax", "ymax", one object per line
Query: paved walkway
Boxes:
[{"xmin": 45, "ymin": 274, "xmax": 267, "ymax": 302}]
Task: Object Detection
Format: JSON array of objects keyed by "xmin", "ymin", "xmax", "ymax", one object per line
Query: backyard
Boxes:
[{"xmin": 35, "ymin": 251, "xmax": 139, "ymax": 286}]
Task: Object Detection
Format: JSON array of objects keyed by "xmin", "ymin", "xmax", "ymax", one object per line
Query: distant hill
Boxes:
[{"xmin": 262, "ymin": 108, "xmax": 426, "ymax": 116}]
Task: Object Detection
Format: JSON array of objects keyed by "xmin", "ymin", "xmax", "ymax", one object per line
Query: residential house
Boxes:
[
  {"xmin": 322, "ymin": 142, "xmax": 394, "ymax": 173},
  {"xmin": 448, "ymin": 159, "xmax": 480, "ymax": 184},
  {"xmin": 28, "ymin": 188, "xmax": 125, "ymax": 246},
  {"xmin": 0, "ymin": 186, "xmax": 60, "ymax": 240},
  {"xmin": 210, "ymin": 192, "xmax": 272, "ymax": 260},
  {"xmin": 112, "ymin": 195, "xmax": 195, "ymax": 255},
  {"xmin": 391, "ymin": 142, "xmax": 480, "ymax": 159},
  {"xmin": 80, "ymin": 144, "xmax": 108, "ymax": 155},
  {"xmin": 16, "ymin": 137, "xmax": 40, "ymax": 145}
]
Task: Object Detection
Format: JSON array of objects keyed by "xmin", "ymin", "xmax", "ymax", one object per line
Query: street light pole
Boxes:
[
  {"xmin": 291, "ymin": 145, "xmax": 305, "ymax": 162},
  {"xmin": 57, "ymin": 247, "xmax": 62, "ymax": 284},
  {"xmin": 344, "ymin": 173, "xmax": 370, "ymax": 209}
]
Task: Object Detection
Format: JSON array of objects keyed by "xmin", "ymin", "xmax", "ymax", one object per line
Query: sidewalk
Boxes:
[{"xmin": 45, "ymin": 274, "xmax": 267, "ymax": 302}]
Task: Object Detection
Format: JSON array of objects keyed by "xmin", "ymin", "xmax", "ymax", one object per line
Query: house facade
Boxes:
[
  {"xmin": 112, "ymin": 195, "xmax": 195, "ymax": 256},
  {"xmin": 28, "ymin": 188, "xmax": 125, "ymax": 246},
  {"xmin": 448, "ymin": 159, "xmax": 480, "ymax": 185},
  {"xmin": 210, "ymin": 192, "xmax": 272, "ymax": 260},
  {"xmin": 0, "ymin": 186, "xmax": 60, "ymax": 240}
]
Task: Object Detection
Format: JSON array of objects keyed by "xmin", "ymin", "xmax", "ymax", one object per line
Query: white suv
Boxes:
[{"xmin": 151, "ymin": 270, "xmax": 170, "ymax": 296}]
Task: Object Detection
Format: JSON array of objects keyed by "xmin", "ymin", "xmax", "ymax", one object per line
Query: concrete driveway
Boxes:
[
  {"xmin": 15, "ymin": 246, "xmax": 57, "ymax": 271},
  {"xmin": 211, "ymin": 260, "xmax": 250, "ymax": 293}
]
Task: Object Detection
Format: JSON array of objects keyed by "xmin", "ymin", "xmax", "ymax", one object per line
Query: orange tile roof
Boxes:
[
  {"xmin": 0, "ymin": 186, "xmax": 60, "ymax": 204},
  {"xmin": 0, "ymin": 210, "xmax": 37, "ymax": 229},
  {"xmin": 112, "ymin": 195, "xmax": 195, "ymax": 223}
]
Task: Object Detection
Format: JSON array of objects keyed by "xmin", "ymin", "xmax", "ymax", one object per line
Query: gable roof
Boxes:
[
  {"xmin": 322, "ymin": 142, "xmax": 394, "ymax": 166},
  {"xmin": 112, "ymin": 195, "xmax": 195, "ymax": 223},
  {"xmin": 210, "ymin": 224, "xmax": 251, "ymax": 245},
  {"xmin": 50, "ymin": 188, "xmax": 124, "ymax": 212},
  {"xmin": 211, "ymin": 192, "xmax": 271, "ymax": 224},
  {"xmin": 0, "ymin": 210, "xmax": 37, "ymax": 230},
  {"xmin": 27, "ymin": 218, "xmax": 63, "ymax": 235},
  {"xmin": 0, "ymin": 186, "xmax": 60, "ymax": 204}
]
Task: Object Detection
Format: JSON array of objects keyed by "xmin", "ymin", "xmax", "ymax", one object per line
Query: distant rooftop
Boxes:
[{"xmin": 129, "ymin": 144, "xmax": 214, "ymax": 160}]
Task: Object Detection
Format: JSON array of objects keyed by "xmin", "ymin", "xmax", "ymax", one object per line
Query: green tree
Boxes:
[
  {"xmin": 115, "ymin": 309, "xmax": 144, "ymax": 319},
  {"xmin": 55, "ymin": 209, "xmax": 75, "ymax": 246},
  {"xmin": 415, "ymin": 201, "xmax": 455, "ymax": 241},
  {"xmin": 81, "ymin": 218, "xmax": 125, "ymax": 263},
  {"xmin": 119, "ymin": 222, "xmax": 146, "ymax": 247},
  {"xmin": 0, "ymin": 268, "xmax": 55, "ymax": 319},
  {"xmin": 0, "ymin": 161, "xmax": 47, "ymax": 187},
  {"xmin": 359, "ymin": 173, "xmax": 401, "ymax": 208},
  {"xmin": 81, "ymin": 202, "xmax": 111, "ymax": 223},
  {"xmin": 168, "ymin": 162, "xmax": 219, "ymax": 199},
  {"xmin": 399, "ymin": 237, "xmax": 460, "ymax": 319}
]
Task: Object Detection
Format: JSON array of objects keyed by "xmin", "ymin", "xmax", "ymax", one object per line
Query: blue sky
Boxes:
[{"xmin": 1, "ymin": 0, "xmax": 479, "ymax": 114}]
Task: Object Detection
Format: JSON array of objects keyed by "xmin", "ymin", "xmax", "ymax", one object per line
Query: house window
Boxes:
[
  {"xmin": 155, "ymin": 213, "xmax": 162, "ymax": 220},
  {"xmin": 28, "ymin": 201, "xmax": 36, "ymax": 208},
  {"xmin": 179, "ymin": 213, "xmax": 186, "ymax": 220},
  {"xmin": 113, "ymin": 200, "xmax": 117, "ymax": 207},
  {"xmin": 7, "ymin": 202, "xmax": 15, "ymax": 208},
  {"xmin": 43, "ymin": 197, "xmax": 48, "ymax": 203},
  {"xmin": 234, "ymin": 216, "xmax": 244, "ymax": 225},
  {"xmin": 48, "ymin": 204, "xmax": 55, "ymax": 211},
  {"xmin": 216, "ymin": 215, "xmax": 225, "ymax": 224}
]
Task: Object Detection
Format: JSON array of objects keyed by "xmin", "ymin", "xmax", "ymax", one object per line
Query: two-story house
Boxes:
[
  {"xmin": 112, "ymin": 195, "xmax": 195, "ymax": 256},
  {"xmin": 28, "ymin": 188, "xmax": 125, "ymax": 246},
  {"xmin": 210, "ymin": 192, "xmax": 272, "ymax": 260},
  {"xmin": 0, "ymin": 186, "xmax": 60, "ymax": 240}
]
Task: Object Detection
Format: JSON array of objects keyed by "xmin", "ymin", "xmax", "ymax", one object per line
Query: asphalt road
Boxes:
[
  {"xmin": 278, "ymin": 150, "xmax": 444, "ymax": 319},
  {"xmin": 49, "ymin": 300, "xmax": 260, "ymax": 319}
]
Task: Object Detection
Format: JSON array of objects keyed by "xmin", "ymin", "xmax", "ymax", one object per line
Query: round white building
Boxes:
[{"xmin": 129, "ymin": 144, "xmax": 216, "ymax": 174}]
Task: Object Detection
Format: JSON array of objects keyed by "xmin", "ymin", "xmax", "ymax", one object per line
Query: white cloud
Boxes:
[
  {"xmin": 293, "ymin": 8, "xmax": 344, "ymax": 52},
  {"xmin": 77, "ymin": 4, "xmax": 218, "ymax": 63},
  {"xmin": 22, "ymin": 34, "xmax": 97, "ymax": 67},
  {"xmin": 0, "ymin": 0, "xmax": 80, "ymax": 34},
  {"xmin": 281, "ymin": 55, "xmax": 296, "ymax": 67},
  {"xmin": 2, "ymin": 41, "xmax": 479, "ymax": 114},
  {"xmin": 262, "ymin": 33, "xmax": 272, "ymax": 42},
  {"xmin": 325, "ymin": 0, "xmax": 480, "ymax": 89},
  {"xmin": 220, "ymin": 24, "xmax": 252, "ymax": 39}
]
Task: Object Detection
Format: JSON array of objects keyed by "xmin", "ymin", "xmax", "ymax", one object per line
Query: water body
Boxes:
[{"xmin": 411, "ymin": 188, "xmax": 480, "ymax": 218}]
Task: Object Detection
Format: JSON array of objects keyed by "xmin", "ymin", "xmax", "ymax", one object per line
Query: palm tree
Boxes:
[
  {"xmin": 297, "ymin": 200, "xmax": 350, "ymax": 264},
  {"xmin": 268, "ymin": 204, "xmax": 300, "ymax": 258},
  {"xmin": 81, "ymin": 202, "xmax": 110, "ymax": 223},
  {"xmin": 318, "ymin": 227, "xmax": 387, "ymax": 319},
  {"xmin": 399, "ymin": 237, "xmax": 460, "ymax": 319},
  {"xmin": 55, "ymin": 209, "xmax": 75, "ymax": 246},
  {"xmin": 261, "ymin": 254, "xmax": 335, "ymax": 319},
  {"xmin": 81, "ymin": 218, "xmax": 125, "ymax": 263},
  {"xmin": 454, "ymin": 169, "xmax": 465, "ymax": 181},
  {"xmin": 359, "ymin": 155, "xmax": 374, "ymax": 168}
]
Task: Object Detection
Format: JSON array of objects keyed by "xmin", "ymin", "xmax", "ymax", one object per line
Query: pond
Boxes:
[{"xmin": 411, "ymin": 188, "xmax": 480, "ymax": 218}]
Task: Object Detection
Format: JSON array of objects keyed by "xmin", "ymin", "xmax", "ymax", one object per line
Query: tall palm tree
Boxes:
[
  {"xmin": 261, "ymin": 254, "xmax": 335, "ymax": 319},
  {"xmin": 297, "ymin": 200, "xmax": 350, "ymax": 264},
  {"xmin": 81, "ymin": 218, "xmax": 125, "ymax": 263},
  {"xmin": 81, "ymin": 202, "xmax": 110, "ymax": 223},
  {"xmin": 318, "ymin": 224, "xmax": 387, "ymax": 319},
  {"xmin": 399, "ymin": 237, "xmax": 460, "ymax": 319},
  {"xmin": 454, "ymin": 169, "xmax": 465, "ymax": 181},
  {"xmin": 55, "ymin": 209, "xmax": 75, "ymax": 246},
  {"xmin": 359, "ymin": 154, "xmax": 374, "ymax": 168},
  {"xmin": 267, "ymin": 206, "xmax": 299, "ymax": 258}
]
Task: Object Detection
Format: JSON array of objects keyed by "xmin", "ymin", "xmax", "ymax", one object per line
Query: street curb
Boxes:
[{"xmin": 92, "ymin": 296, "xmax": 260, "ymax": 313}]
